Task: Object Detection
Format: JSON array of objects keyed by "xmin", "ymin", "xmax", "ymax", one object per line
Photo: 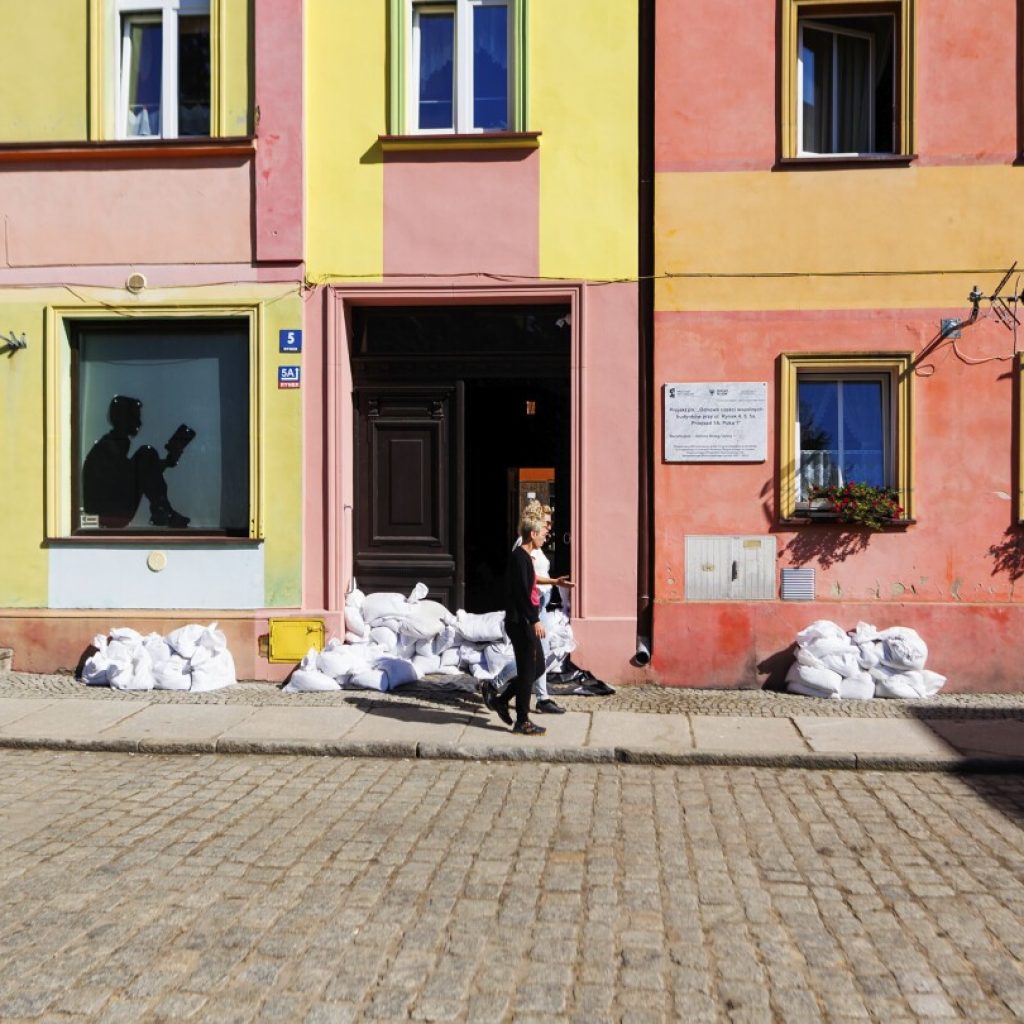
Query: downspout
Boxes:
[{"xmin": 634, "ymin": 0, "xmax": 655, "ymax": 667}]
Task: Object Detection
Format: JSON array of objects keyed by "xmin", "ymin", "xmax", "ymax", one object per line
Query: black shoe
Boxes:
[
  {"xmin": 512, "ymin": 719, "xmax": 546, "ymax": 736},
  {"xmin": 150, "ymin": 508, "xmax": 190, "ymax": 528},
  {"xmin": 493, "ymin": 699, "xmax": 513, "ymax": 726},
  {"xmin": 535, "ymin": 699, "xmax": 566, "ymax": 715},
  {"xmin": 480, "ymin": 680, "xmax": 496, "ymax": 710}
]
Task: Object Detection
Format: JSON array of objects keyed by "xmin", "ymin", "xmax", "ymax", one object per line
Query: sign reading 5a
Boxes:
[{"xmin": 278, "ymin": 366, "xmax": 301, "ymax": 389}]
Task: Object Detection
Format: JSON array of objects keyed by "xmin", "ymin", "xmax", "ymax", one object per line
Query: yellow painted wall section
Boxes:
[
  {"xmin": 0, "ymin": 299, "xmax": 48, "ymax": 604},
  {"xmin": 305, "ymin": 1, "xmax": 385, "ymax": 282},
  {"xmin": 222, "ymin": 0, "xmax": 252, "ymax": 135},
  {"xmin": 0, "ymin": 0, "xmax": 87, "ymax": 142},
  {"xmin": 656, "ymin": 165, "xmax": 1024, "ymax": 312},
  {"xmin": 261, "ymin": 291, "xmax": 304, "ymax": 606},
  {"xmin": 534, "ymin": 1, "xmax": 638, "ymax": 281},
  {"xmin": 0, "ymin": 285, "xmax": 303, "ymax": 609}
]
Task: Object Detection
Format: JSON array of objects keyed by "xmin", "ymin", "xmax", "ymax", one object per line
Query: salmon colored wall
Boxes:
[
  {"xmin": 655, "ymin": 0, "xmax": 1019, "ymax": 171},
  {"xmin": 383, "ymin": 150, "xmax": 539, "ymax": 277},
  {"xmin": 2, "ymin": 158, "xmax": 254, "ymax": 267},
  {"xmin": 0, "ymin": 0, "xmax": 87, "ymax": 142},
  {"xmin": 653, "ymin": 308, "xmax": 1023, "ymax": 689}
]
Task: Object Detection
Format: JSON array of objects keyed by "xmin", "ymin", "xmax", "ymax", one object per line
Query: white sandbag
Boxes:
[
  {"xmin": 470, "ymin": 663, "xmax": 494, "ymax": 680},
  {"xmin": 317, "ymin": 647, "xmax": 362, "ymax": 680},
  {"xmin": 153, "ymin": 653, "xmax": 192, "ymax": 691},
  {"xmin": 484, "ymin": 641, "xmax": 514, "ymax": 673},
  {"xmin": 850, "ymin": 621, "xmax": 881, "ymax": 644},
  {"xmin": 458, "ymin": 644, "xmax": 483, "ymax": 667},
  {"xmin": 785, "ymin": 661, "xmax": 842, "ymax": 698},
  {"xmin": 439, "ymin": 648, "xmax": 461, "ymax": 668},
  {"xmin": 345, "ymin": 631, "xmax": 371, "ymax": 644},
  {"xmin": 878, "ymin": 627, "xmax": 928, "ymax": 671},
  {"xmin": 456, "ymin": 610, "xmax": 506, "ymax": 643},
  {"xmin": 346, "ymin": 668, "xmax": 388, "ymax": 691},
  {"xmin": 188, "ymin": 626, "xmax": 236, "ymax": 691},
  {"xmin": 407, "ymin": 582, "xmax": 429, "ymax": 604},
  {"xmin": 141, "ymin": 632, "xmax": 171, "ymax": 668},
  {"xmin": 345, "ymin": 588, "xmax": 365, "ymax": 609},
  {"xmin": 873, "ymin": 667, "xmax": 946, "ymax": 699},
  {"xmin": 81, "ymin": 634, "xmax": 112, "ymax": 685},
  {"xmin": 412, "ymin": 653, "xmax": 441, "ymax": 675},
  {"xmin": 166, "ymin": 622, "xmax": 209, "ymax": 659},
  {"xmin": 837, "ymin": 672, "xmax": 875, "ymax": 700},
  {"xmin": 361, "ymin": 592, "xmax": 410, "ymax": 624},
  {"xmin": 369, "ymin": 626, "xmax": 399, "ymax": 651},
  {"xmin": 803, "ymin": 635, "xmax": 858, "ymax": 661},
  {"xmin": 109, "ymin": 626, "xmax": 144, "ymax": 646},
  {"xmin": 818, "ymin": 651, "xmax": 863, "ymax": 678},
  {"xmin": 377, "ymin": 657, "xmax": 419, "ymax": 688},
  {"xmin": 344, "ymin": 605, "xmax": 370, "ymax": 639},
  {"xmin": 109, "ymin": 644, "xmax": 154, "ymax": 691},
  {"xmin": 795, "ymin": 620, "xmax": 847, "ymax": 646},
  {"xmin": 284, "ymin": 652, "xmax": 341, "ymax": 693},
  {"xmin": 401, "ymin": 600, "xmax": 454, "ymax": 640}
]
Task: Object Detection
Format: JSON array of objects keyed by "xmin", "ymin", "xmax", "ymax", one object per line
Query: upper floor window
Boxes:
[
  {"xmin": 782, "ymin": 0, "xmax": 912, "ymax": 160},
  {"xmin": 117, "ymin": 0, "xmax": 210, "ymax": 139},
  {"xmin": 407, "ymin": 0, "xmax": 516, "ymax": 134}
]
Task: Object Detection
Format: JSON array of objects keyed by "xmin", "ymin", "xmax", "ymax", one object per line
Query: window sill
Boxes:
[
  {"xmin": 378, "ymin": 131, "xmax": 541, "ymax": 152},
  {"xmin": 0, "ymin": 137, "xmax": 256, "ymax": 163},
  {"xmin": 49, "ymin": 534, "xmax": 261, "ymax": 545},
  {"xmin": 783, "ymin": 512, "xmax": 915, "ymax": 528},
  {"xmin": 775, "ymin": 153, "xmax": 916, "ymax": 171}
]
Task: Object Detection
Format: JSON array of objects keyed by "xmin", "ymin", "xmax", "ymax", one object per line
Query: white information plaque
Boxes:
[{"xmin": 664, "ymin": 382, "xmax": 768, "ymax": 462}]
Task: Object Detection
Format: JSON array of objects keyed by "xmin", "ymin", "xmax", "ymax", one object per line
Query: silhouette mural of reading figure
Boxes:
[{"xmin": 82, "ymin": 395, "xmax": 194, "ymax": 528}]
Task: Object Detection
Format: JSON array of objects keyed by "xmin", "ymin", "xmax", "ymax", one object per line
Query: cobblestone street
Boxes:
[{"xmin": 0, "ymin": 752, "xmax": 1022, "ymax": 1023}]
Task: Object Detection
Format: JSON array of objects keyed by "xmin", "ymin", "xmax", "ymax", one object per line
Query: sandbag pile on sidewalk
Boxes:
[
  {"xmin": 81, "ymin": 624, "xmax": 237, "ymax": 692},
  {"xmin": 785, "ymin": 620, "xmax": 946, "ymax": 700},
  {"xmin": 285, "ymin": 583, "xmax": 576, "ymax": 693}
]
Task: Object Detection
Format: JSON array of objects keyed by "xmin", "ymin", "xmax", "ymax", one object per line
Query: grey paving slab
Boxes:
[
  {"xmin": 921, "ymin": 719, "xmax": 1024, "ymax": 759},
  {"xmin": 0, "ymin": 698, "xmax": 146, "ymax": 738},
  {"xmin": 0, "ymin": 697, "xmax": 58, "ymax": 728},
  {"xmin": 343, "ymin": 704, "xmax": 474, "ymax": 745},
  {"xmin": 218, "ymin": 704, "xmax": 365, "ymax": 743},
  {"xmin": 690, "ymin": 715, "xmax": 809, "ymax": 753},
  {"xmin": 589, "ymin": 710, "xmax": 693, "ymax": 751},
  {"xmin": 97, "ymin": 702, "xmax": 255, "ymax": 743},
  {"xmin": 795, "ymin": 716, "xmax": 956, "ymax": 756},
  {"xmin": 459, "ymin": 709, "xmax": 591, "ymax": 748}
]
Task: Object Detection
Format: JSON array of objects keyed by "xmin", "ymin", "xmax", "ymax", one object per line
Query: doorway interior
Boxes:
[{"xmin": 350, "ymin": 304, "xmax": 571, "ymax": 612}]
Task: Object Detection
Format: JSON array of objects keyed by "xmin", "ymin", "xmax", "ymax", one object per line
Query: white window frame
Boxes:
[
  {"xmin": 795, "ymin": 372, "xmax": 893, "ymax": 503},
  {"xmin": 797, "ymin": 15, "xmax": 894, "ymax": 156},
  {"xmin": 407, "ymin": 0, "xmax": 513, "ymax": 135},
  {"xmin": 115, "ymin": 0, "xmax": 210, "ymax": 140}
]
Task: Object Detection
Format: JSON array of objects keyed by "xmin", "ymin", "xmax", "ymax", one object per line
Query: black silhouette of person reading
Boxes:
[{"xmin": 82, "ymin": 396, "xmax": 194, "ymax": 529}]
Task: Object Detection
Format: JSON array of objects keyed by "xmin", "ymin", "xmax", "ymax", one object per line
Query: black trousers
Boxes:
[{"xmin": 503, "ymin": 620, "xmax": 544, "ymax": 724}]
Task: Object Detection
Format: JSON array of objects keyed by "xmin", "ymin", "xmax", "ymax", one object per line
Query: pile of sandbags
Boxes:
[
  {"xmin": 81, "ymin": 624, "xmax": 237, "ymax": 692},
  {"xmin": 786, "ymin": 620, "xmax": 946, "ymax": 700},
  {"xmin": 285, "ymin": 583, "xmax": 576, "ymax": 693}
]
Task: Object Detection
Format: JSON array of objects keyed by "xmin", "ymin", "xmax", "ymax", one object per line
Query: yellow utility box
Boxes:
[{"xmin": 268, "ymin": 619, "xmax": 325, "ymax": 663}]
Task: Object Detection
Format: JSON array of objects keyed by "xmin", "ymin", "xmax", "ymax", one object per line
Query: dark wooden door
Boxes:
[{"xmin": 353, "ymin": 387, "xmax": 463, "ymax": 608}]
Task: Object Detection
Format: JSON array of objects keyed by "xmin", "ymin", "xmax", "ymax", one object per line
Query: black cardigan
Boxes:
[{"xmin": 504, "ymin": 546, "xmax": 539, "ymax": 626}]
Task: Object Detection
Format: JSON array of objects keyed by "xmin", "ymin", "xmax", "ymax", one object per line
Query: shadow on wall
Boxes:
[
  {"xmin": 782, "ymin": 526, "xmax": 871, "ymax": 570},
  {"xmin": 757, "ymin": 643, "xmax": 797, "ymax": 692},
  {"xmin": 989, "ymin": 527, "xmax": 1024, "ymax": 582}
]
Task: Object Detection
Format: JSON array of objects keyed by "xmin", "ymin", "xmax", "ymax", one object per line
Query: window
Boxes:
[
  {"xmin": 779, "ymin": 353, "xmax": 913, "ymax": 519},
  {"xmin": 392, "ymin": 0, "xmax": 525, "ymax": 135},
  {"xmin": 64, "ymin": 317, "xmax": 252, "ymax": 537},
  {"xmin": 782, "ymin": 1, "xmax": 912, "ymax": 159},
  {"xmin": 117, "ymin": 0, "xmax": 211, "ymax": 139}
]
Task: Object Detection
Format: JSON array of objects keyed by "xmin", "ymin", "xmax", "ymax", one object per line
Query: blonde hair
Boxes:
[{"xmin": 519, "ymin": 516, "xmax": 546, "ymax": 544}]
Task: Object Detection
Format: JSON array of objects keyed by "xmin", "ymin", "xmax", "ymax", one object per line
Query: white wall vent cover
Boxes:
[
  {"xmin": 684, "ymin": 536, "xmax": 776, "ymax": 601},
  {"xmin": 780, "ymin": 568, "xmax": 815, "ymax": 601}
]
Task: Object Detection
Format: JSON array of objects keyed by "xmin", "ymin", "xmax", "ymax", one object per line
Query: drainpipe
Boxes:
[{"xmin": 634, "ymin": 0, "xmax": 655, "ymax": 668}]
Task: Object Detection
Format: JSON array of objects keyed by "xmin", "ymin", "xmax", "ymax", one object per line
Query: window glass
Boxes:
[
  {"xmin": 178, "ymin": 14, "xmax": 211, "ymax": 137},
  {"xmin": 472, "ymin": 4, "xmax": 509, "ymax": 129},
  {"xmin": 74, "ymin": 321, "xmax": 249, "ymax": 534},
  {"xmin": 799, "ymin": 14, "xmax": 894, "ymax": 154},
  {"xmin": 797, "ymin": 378, "xmax": 885, "ymax": 498},
  {"xmin": 125, "ymin": 17, "xmax": 162, "ymax": 137},
  {"xmin": 418, "ymin": 11, "xmax": 455, "ymax": 130}
]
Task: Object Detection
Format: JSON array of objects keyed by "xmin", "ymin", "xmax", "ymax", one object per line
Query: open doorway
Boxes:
[{"xmin": 350, "ymin": 305, "xmax": 570, "ymax": 611}]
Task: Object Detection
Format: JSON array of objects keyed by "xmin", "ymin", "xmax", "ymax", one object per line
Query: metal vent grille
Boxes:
[{"xmin": 780, "ymin": 568, "xmax": 815, "ymax": 601}]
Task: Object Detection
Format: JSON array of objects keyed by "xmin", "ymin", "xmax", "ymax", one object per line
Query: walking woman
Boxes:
[{"xmin": 484, "ymin": 514, "xmax": 549, "ymax": 735}]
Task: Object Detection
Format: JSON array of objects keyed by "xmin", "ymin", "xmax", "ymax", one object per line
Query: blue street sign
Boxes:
[{"xmin": 279, "ymin": 329, "xmax": 303, "ymax": 353}]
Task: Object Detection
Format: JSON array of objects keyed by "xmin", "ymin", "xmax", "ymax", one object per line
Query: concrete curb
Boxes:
[{"xmin": 1, "ymin": 733, "xmax": 1022, "ymax": 772}]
